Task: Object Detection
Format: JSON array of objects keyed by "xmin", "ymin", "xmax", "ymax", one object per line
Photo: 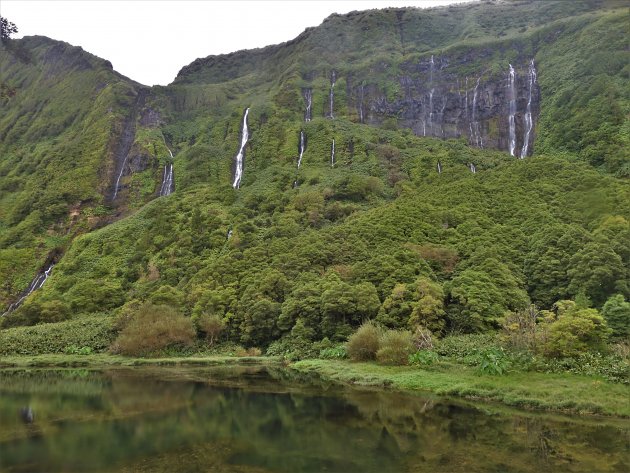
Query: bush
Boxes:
[
  {"xmin": 543, "ymin": 307, "xmax": 611, "ymax": 358},
  {"xmin": 502, "ymin": 305, "xmax": 543, "ymax": 353},
  {"xmin": 409, "ymin": 350, "xmax": 439, "ymax": 366},
  {"xmin": 411, "ymin": 325, "xmax": 434, "ymax": 350},
  {"xmin": 602, "ymin": 294, "xmax": 630, "ymax": 339},
  {"xmin": 196, "ymin": 313, "xmax": 225, "ymax": 345},
  {"xmin": 265, "ymin": 336, "xmax": 318, "ymax": 361},
  {"xmin": 435, "ymin": 333, "xmax": 500, "ymax": 361},
  {"xmin": 347, "ymin": 321, "xmax": 381, "ymax": 361},
  {"xmin": 537, "ymin": 352, "xmax": 629, "ymax": 384},
  {"xmin": 476, "ymin": 348, "xmax": 511, "ymax": 375},
  {"xmin": 0, "ymin": 315, "xmax": 115, "ymax": 355},
  {"xmin": 112, "ymin": 303, "xmax": 196, "ymax": 357},
  {"xmin": 376, "ymin": 329, "xmax": 414, "ymax": 365},
  {"xmin": 64, "ymin": 345, "xmax": 94, "ymax": 355},
  {"xmin": 235, "ymin": 347, "xmax": 262, "ymax": 357},
  {"xmin": 319, "ymin": 345, "xmax": 348, "ymax": 359}
]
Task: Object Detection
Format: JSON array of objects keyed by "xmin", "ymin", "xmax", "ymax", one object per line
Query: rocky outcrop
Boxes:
[{"xmin": 348, "ymin": 55, "xmax": 540, "ymax": 155}]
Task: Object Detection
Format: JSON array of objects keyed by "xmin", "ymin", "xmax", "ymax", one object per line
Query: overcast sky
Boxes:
[{"xmin": 2, "ymin": 0, "xmax": 473, "ymax": 86}]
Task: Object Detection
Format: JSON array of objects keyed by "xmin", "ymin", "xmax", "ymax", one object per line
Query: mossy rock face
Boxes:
[{"xmin": 1, "ymin": 1, "xmax": 628, "ymax": 351}]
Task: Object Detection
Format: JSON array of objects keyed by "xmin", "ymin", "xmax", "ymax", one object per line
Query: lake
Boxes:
[{"xmin": 0, "ymin": 366, "xmax": 627, "ymax": 472}]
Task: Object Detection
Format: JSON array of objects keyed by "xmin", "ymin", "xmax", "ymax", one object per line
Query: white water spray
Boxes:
[
  {"xmin": 304, "ymin": 89, "xmax": 312, "ymax": 122},
  {"xmin": 3, "ymin": 264, "xmax": 55, "ymax": 315},
  {"xmin": 508, "ymin": 64, "xmax": 517, "ymax": 156},
  {"xmin": 328, "ymin": 71, "xmax": 336, "ymax": 119},
  {"xmin": 297, "ymin": 131, "xmax": 306, "ymax": 169},
  {"xmin": 520, "ymin": 59, "xmax": 537, "ymax": 158},
  {"xmin": 232, "ymin": 108, "xmax": 250, "ymax": 189},
  {"xmin": 469, "ymin": 163, "xmax": 476, "ymax": 174},
  {"xmin": 437, "ymin": 161, "xmax": 442, "ymax": 174},
  {"xmin": 471, "ymin": 77, "xmax": 483, "ymax": 148},
  {"xmin": 331, "ymin": 139, "xmax": 335, "ymax": 167}
]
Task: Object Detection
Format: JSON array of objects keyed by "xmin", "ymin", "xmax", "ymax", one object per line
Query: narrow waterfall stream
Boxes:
[
  {"xmin": 304, "ymin": 89, "xmax": 312, "ymax": 122},
  {"xmin": 3, "ymin": 264, "xmax": 55, "ymax": 315},
  {"xmin": 328, "ymin": 71, "xmax": 336, "ymax": 119},
  {"xmin": 508, "ymin": 64, "xmax": 517, "ymax": 156},
  {"xmin": 437, "ymin": 161, "xmax": 442, "ymax": 174},
  {"xmin": 297, "ymin": 131, "xmax": 306, "ymax": 169},
  {"xmin": 469, "ymin": 163, "xmax": 477, "ymax": 174},
  {"xmin": 331, "ymin": 139, "xmax": 335, "ymax": 167},
  {"xmin": 232, "ymin": 108, "xmax": 250, "ymax": 189},
  {"xmin": 520, "ymin": 59, "xmax": 537, "ymax": 158}
]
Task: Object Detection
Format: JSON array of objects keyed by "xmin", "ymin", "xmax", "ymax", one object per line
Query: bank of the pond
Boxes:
[
  {"xmin": 290, "ymin": 359, "xmax": 630, "ymax": 418},
  {"xmin": 0, "ymin": 353, "xmax": 281, "ymax": 368}
]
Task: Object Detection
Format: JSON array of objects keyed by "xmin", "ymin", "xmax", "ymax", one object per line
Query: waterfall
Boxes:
[
  {"xmin": 3, "ymin": 264, "xmax": 55, "ymax": 315},
  {"xmin": 471, "ymin": 77, "xmax": 483, "ymax": 148},
  {"xmin": 508, "ymin": 64, "xmax": 517, "ymax": 156},
  {"xmin": 297, "ymin": 131, "xmax": 306, "ymax": 169},
  {"xmin": 437, "ymin": 161, "xmax": 442, "ymax": 174},
  {"xmin": 232, "ymin": 108, "xmax": 250, "ymax": 189},
  {"xmin": 331, "ymin": 139, "xmax": 335, "ymax": 167},
  {"xmin": 358, "ymin": 85, "xmax": 364, "ymax": 123},
  {"xmin": 227, "ymin": 229, "xmax": 233, "ymax": 240},
  {"xmin": 520, "ymin": 59, "xmax": 537, "ymax": 158},
  {"xmin": 160, "ymin": 164, "xmax": 174, "ymax": 196},
  {"xmin": 469, "ymin": 163, "xmax": 477, "ymax": 174},
  {"xmin": 328, "ymin": 70, "xmax": 336, "ymax": 119},
  {"xmin": 304, "ymin": 89, "xmax": 312, "ymax": 122},
  {"xmin": 428, "ymin": 89, "xmax": 434, "ymax": 133}
]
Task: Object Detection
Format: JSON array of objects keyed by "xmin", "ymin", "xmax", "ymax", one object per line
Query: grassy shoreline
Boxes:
[
  {"xmin": 290, "ymin": 359, "xmax": 630, "ymax": 418},
  {"xmin": 2, "ymin": 354, "xmax": 628, "ymax": 418}
]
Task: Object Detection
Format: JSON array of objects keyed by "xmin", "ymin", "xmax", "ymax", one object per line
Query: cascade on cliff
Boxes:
[
  {"xmin": 3, "ymin": 264, "xmax": 55, "ymax": 315},
  {"xmin": 328, "ymin": 70, "xmax": 336, "ymax": 119},
  {"xmin": 297, "ymin": 131, "xmax": 306, "ymax": 169},
  {"xmin": 303, "ymin": 88, "xmax": 312, "ymax": 122},
  {"xmin": 469, "ymin": 163, "xmax": 477, "ymax": 173},
  {"xmin": 160, "ymin": 164, "xmax": 174, "ymax": 196},
  {"xmin": 520, "ymin": 59, "xmax": 537, "ymax": 158},
  {"xmin": 331, "ymin": 139, "xmax": 335, "ymax": 167},
  {"xmin": 508, "ymin": 64, "xmax": 517, "ymax": 157},
  {"xmin": 232, "ymin": 108, "xmax": 250, "ymax": 189},
  {"xmin": 437, "ymin": 161, "xmax": 442, "ymax": 174}
]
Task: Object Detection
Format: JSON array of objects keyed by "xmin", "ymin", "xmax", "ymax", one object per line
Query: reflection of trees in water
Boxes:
[{"xmin": 0, "ymin": 368, "xmax": 627, "ymax": 473}]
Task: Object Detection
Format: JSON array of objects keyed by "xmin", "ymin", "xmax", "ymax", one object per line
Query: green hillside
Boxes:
[{"xmin": 0, "ymin": 0, "xmax": 628, "ymax": 358}]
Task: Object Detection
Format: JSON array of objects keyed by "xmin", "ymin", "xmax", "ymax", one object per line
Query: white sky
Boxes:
[{"xmin": 2, "ymin": 0, "xmax": 473, "ymax": 86}]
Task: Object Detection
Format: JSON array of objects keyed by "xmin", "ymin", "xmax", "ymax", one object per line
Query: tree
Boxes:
[
  {"xmin": 1, "ymin": 17, "xmax": 18, "ymax": 41},
  {"xmin": 601, "ymin": 294, "xmax": 630, "ymax": 339}
]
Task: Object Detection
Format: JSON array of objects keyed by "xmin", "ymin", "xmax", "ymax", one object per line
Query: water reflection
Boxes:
[{"xmin": 0, "ymin": 367, "xmax": 627, "ymax": 472}]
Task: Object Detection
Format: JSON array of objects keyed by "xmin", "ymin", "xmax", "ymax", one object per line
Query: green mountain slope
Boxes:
[{"xmin": 0, "ymin": 0, "xmax": 628, "ymax": 347}]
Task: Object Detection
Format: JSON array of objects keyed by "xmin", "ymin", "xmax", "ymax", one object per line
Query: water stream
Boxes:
[
  {"xmin": 232, "ymin": 108, "xmax": 250, "ymax": 189},
  {"xmin": 520, "ymin": 59, "xmax": 537, "ymax": 158},
  {"xmin": 508, "ymin": 64, "xmax": 517, "ymax": 156}
]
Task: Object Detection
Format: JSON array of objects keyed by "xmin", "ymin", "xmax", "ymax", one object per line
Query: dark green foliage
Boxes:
[
  {"xmin": 408, "ymin": 349, "xmax": 438, "ymax": 366},
  {"xmin": 602, "ymin": 294, "xmax": 630, "ymax": 339},
  {"xmin": 0, "ymin": 16, "xmax": 18, "ymax": 41},
  {"xmin": 0, "ymin": 315, "xmax": 115, "ymax": 355},
  {"xmin": 1, "ymin": 0, "xmax": 628, "ymax": 365}
]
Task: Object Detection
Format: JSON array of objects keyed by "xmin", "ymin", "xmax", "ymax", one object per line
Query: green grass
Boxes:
[
  {"xmin": 291, "ymin": 359, "xmax": 630, "ymax": 417},
  {"xmin": 0, "ymin": 353, "xmax": 280, "ymax": 368}
]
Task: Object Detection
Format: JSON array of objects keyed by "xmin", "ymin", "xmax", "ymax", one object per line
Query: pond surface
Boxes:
[{"xmin": 0, "ymin": 366, "xmax": 628, "ymax": 472}]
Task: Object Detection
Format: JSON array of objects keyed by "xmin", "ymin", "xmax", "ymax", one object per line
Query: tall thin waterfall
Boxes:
[
  {"xmin": 3, "ymin": 264, "xmax": 54, "ymax": 315},
  {"xmin": 520, "ymin": 59, "xmax": 537, "ymax": 158},
  {"xmin": 469, "ymin": 163, "xmax": 477, "ymax": 174},
  {"xmin": 328, "ymin": 70, "xmax": 336, "ymax": 119},
  {"xmin": 358, "ymin": 85, "xmax": 364, "ymax": 123},
  {"xmin": 160, "ymin": 164, "xmax": 174, "ymax": 196},
  {"xmin": 304, "ymin": 89, "xmax": 312, "ymax": 122},
  {"xmin": 331, "ymin": 139, "xmax": 335, "ymax": 167},
  {"xmin": 508, "ymin": 64, "xmax": 517, "ymax": 156},
  {"xmin": 232, "ymin": 108, "xmax": 250, "ymax": 189},
  {"xmin": 159, "ymin": 141, "xmax": 174, "ymax": 196},
  {"xmin": 297, "ymin": 131, "xmax": 306, "ymax": 169},
  {"xmin": 437, "ymin": 161, "xmax": 442, "ymax": 174},
  {"xmin": 428, "ymin": 55, "xmax": 435, "ymax": 133},
  {"xmin": 471, "ymin": 77, "xmax": 483, "ymax": 148}
]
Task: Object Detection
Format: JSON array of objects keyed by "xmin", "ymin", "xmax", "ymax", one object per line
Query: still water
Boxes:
[{"xmin": 0, "ymin": 366, "xmax": 628, "ymax": 472}]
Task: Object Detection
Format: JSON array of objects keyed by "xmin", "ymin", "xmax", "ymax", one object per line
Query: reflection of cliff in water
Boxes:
[{"xmin": 0, "ymin": 367, "xmax": 626, "ymax": 473}]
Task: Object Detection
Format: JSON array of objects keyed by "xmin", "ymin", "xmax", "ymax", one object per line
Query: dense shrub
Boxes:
[
  {"xmin": 112, "ymin": 303, "xmax": 195, "ymax": 356},
  {"xmin": 408, "ymin": 350, "xmax": 439, "ymax": 366},
  {"xmin": 0, "ymin": 315, "xmax": 115, "ymax": 355},
  {"xmin": 347, "ymin": 321, "xmax": 381, "ymax": 361},
  {"xmin": 376, "ymin": 330, "xmax": 414, "ymax": 365},
  {"xmin": 319, "ymin": 345, "xmax": 348, "ymax": 359},
  {"xmin": 411, "ymin": 325, "xmax": 434, "ymax": 350},
  {"xmin": 196, "ymin": 313, "xmax": 225, "ymax": 345},
  {"xmin": 543, "ymin": 306, "xmax": 611, "ymax": 358},
  {"xmin": 502, "ymin": 306, "xmax": 542, "ymax": 353},
  {"xmin": 435, "ymin": 333, "xmax": 500, "ymax": 361},
  {"xmin": 602, "ymin": 294, "xmax": 630, "ymax": 339}
]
